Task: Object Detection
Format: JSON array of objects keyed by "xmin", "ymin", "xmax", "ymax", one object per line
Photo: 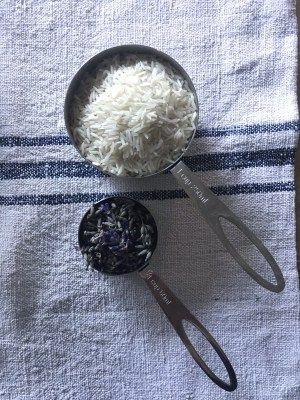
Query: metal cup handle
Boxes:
[
  {"xmin": 171, "ymin": 161, "xmax": 285, "ymax": 293},
  {"xmin": 139, "ymin": 267, "xmax": 237, "ymax": 392}
]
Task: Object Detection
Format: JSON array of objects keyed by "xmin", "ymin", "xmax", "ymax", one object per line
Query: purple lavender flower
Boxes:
[{"xmin": 80, "ymin": 198, "xmax": 156, "ymax": 274}]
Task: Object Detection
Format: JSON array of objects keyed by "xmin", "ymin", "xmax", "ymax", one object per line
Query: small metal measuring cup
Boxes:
[
  {"xmin": 79, "ymin": 197, "xmax": 237, "ymax": 391},
  {"xmin": 65, "ymin": 44, "xmax": 285, "ymax": 293}
]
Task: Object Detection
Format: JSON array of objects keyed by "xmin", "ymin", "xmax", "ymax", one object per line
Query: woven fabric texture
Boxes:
[{"xmin": 0, "ymin": 1, "xmax": 299, "ymax": 399}]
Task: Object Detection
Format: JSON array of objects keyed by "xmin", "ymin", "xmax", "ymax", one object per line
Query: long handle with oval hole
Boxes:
[
  {"xmin": 170, "ymin": 161, "xmax": 285, "ymax": 293},
  {"xmin": 139, "ymin": 266, "xmax": 237, "ymax": 392}
]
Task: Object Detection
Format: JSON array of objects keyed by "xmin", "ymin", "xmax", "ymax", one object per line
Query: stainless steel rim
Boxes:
[{"xmin": 64, "ymin": 44, "xmax": 199, "ymax": 179}]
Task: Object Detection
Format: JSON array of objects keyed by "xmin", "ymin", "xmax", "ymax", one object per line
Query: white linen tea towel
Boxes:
[{"xmin": 0, "ymin": 0, "xmax": 299, "ymax": 399}]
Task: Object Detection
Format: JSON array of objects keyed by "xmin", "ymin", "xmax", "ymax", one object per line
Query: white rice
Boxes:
[{"xmin": 71, "ymin": 55, "xmax": 197, "ymax": 176}]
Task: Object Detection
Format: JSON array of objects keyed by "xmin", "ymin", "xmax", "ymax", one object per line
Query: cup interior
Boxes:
[
  {"xmin": 64, "ymin": 44, "xmax": 199, "ymax": 177},
  {"xmin": 78, "ymin": 196, "xmax": 158, "ymax": 275}
]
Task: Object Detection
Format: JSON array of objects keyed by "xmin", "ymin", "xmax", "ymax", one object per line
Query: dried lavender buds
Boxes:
[{"xmin": 78, "ymin": 197, "xmax": 157, "ymax": 275}]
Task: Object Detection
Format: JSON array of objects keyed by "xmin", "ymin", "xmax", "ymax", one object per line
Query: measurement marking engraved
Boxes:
[
  {"xmin": 144, "ymin": 270, "xmax": 172, "ymax": 305},
  {"xmin": 176, "ymin": 168, "xmax": 209, "ymax": 204}
]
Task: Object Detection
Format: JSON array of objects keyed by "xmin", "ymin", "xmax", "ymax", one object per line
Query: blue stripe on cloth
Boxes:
[
  {"xmin": 0, "ymin": 121, "xmax": 298, "ymax": 146},
  {"xmin": 195, "ymin": 120, "xmax": 299, "ymax": 138},
  {"xmin": 0, "ymin": 148, "xmax": 295, "ymax": 180},
  {"xmin": 0, "ymin": 182, "xmax": 294, "ymax": 206},
  {"xmin": 0, "ymin": 135, "xmax": 71, "ymax": 147}
]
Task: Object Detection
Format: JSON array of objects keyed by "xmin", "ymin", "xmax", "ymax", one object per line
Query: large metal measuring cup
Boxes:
[{"xmin": 65, "ymin": 44, "xmax": 285, "ymax": 293}]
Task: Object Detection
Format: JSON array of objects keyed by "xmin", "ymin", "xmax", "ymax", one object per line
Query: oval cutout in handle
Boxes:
[
  {"xmin": 177, "ymin": 316, "xmax": 237, "ymax": 392},
  {"xmin": 215, "ymin": 215, "xmax": 285, "ymax": 293}
]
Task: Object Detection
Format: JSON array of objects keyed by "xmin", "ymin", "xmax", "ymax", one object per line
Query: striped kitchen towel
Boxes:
[{"xmin": 0, "ymin": 0, "xmax": 299, "ymax": 399}]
